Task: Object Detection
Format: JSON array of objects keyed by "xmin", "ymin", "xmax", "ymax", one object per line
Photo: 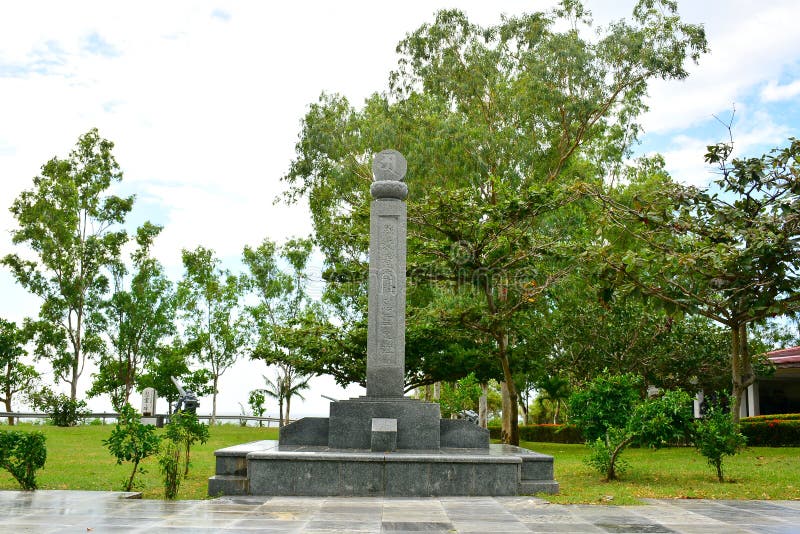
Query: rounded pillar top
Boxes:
[{"xmin": 371, "ymin": 149, "xmax": 408, "ymax": 200}]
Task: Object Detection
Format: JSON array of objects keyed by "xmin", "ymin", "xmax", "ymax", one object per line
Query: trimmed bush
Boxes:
[
  {"xmin": 740, "ymin": 418, "xmax": 800, "ymax": 446},
  {"xmin": 0, "ymin": 430, "xmax": 47, "ymax": 490},
  {"xmin": 743, "ymin": 413, "xmax": 800, "ymax": 422},
  {"xmin": 488, "ymin": 424, "xmax": 583, "ymax": 443}
]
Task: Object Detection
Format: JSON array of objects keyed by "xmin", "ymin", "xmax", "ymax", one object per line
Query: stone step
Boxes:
[
  {"xmin": 519, "ymin": 480, "xmax": 560, "ymax": 495},
  {"xmin": 208, "ymin": 475, "xmax": 248, "ymax": 496}
]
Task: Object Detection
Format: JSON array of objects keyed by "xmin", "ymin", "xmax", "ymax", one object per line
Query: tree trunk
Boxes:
[
  {"xmin": 498, "ymin": 333, "xmax": 520, "ymax": 445},
  {"xmin": 4, "ymin": 397, "xmax": 13, "ymax": 426},
  {"xmin": 501, "ymin": 381, "xmax": 511, "ymax": 439},
  {"xmin": 607, "ymin": 435, "xmax": 634, "ymax": 481},
  {"xmin": 478, "ymin": 383, "xmax": 488, "ymax": 429},
  {"xmin": 433, "ymin": 381, "xmax": 441, "ymax": 400},
  {"xmin": 285, "ymin": 394, "xmax": 291, "ymax": 424},
  {"xmin": 730, "ymin": 323, "xmax": 754, "ymax": 423},
  {"xmin": 278, "ymin": 399, "xmax": 284, "ymax": 427},
  {"xmin": 424, "ymin": 383, "xmax": 432, "ymax": 402},
  {"xmin": 553, "ymin": 401, "xmax": 560, "ymax": 425},
  {"xmin": 211, "ymin": 375, "xmax": 219, "ymax": 426}
]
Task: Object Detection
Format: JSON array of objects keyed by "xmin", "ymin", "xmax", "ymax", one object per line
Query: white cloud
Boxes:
[
  {"xmin": 656, "ymin": 109, "xmax": 790, "ymax": 187},
  {"xmin": 640, "ymin": 0, "xmax": 800, "ymax": 134},
  {"xmin": 761, "ymin": 79, "xmax": 800, "ymax": 102}
]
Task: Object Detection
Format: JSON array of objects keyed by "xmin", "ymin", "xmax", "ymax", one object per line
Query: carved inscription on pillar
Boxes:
[{"xmin": 377, "ymin": 218, "xmax": 398, "ymax": 364}]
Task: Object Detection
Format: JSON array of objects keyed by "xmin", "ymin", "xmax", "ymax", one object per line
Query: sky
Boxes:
[{"xmin": 1, "ymin": 0, "xmax": 799, "ymax": 419}]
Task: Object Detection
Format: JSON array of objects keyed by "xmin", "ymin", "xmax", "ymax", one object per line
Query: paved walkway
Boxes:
[{"xmin": 1, "ymin": 490, "xmax": 799, "ymax": 533}]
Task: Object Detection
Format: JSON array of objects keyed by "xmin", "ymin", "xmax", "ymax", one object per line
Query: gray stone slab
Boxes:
[
  {"xmin": 439, "ymin": 419, "xmax": 489, "ymax": 449},
  {"xmin": 279, "ymin": 417, "xmax": 330, "ymax": 446}
]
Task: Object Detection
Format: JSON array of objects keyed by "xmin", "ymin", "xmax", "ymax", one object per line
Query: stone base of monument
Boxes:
[
  {"xmin": 208, "ymin": 440, "xmax": 558, "ymax": 497},
  {"xmin": 208, "ymin": 397, "xmax": 558, "ymax": 497}
]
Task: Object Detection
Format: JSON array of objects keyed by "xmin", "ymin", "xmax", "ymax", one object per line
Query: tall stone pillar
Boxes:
[{"xmin": 366, "ymin": 149, "xmax": 408, "ymax": 398}]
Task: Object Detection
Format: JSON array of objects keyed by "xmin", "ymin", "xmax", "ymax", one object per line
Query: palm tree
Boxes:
[
  {"xmin": 263, "ymin": 363, "xmax": 311, "ymax": 427},
  {"xmin": 535, "ymin": 375, "xmax": 571, "ymax": 424}
]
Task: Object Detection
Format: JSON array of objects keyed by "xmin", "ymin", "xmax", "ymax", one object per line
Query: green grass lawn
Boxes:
[{"xmin": 2, "ymin": 423, "xmax": 798, "ymax": 502}]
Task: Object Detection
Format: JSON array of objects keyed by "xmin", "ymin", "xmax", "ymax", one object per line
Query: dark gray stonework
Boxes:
[
  {"xmin": 328, "ymin": 397, "xmax": 441, "ymax": 450},
  {"xmin": 235, "ymin": 441, "xmax": 545, "ymax": 497},
  {"xmin": 279, "ymin": 417, "xmax": 329, "ymax": 446},
  {"xmin": 439, "ymin": 419, "xmax": 490, "ymax": 449}
]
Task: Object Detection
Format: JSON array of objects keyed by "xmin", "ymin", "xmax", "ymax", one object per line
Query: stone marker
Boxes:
[
  {"xmin": 366, "ymin": 149, "xmax": 408, "ymax": 397},
  {"xmin": 141, "ymin": 387, "xmax": 156, "ymax": 416}
]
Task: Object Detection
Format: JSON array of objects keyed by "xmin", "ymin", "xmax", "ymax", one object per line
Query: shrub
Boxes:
[
  {"xmin": 743, "ymin": 413, "xmax": 800, "ymax": 422},
  {"xmin": 488, "ymin": 424, "xmax": 583, "ymax": 443},
  {"xmin": 693, "ymin": 400, "xmax": 746, "ymax": 482},
  {"xmin": 568, "ymin": 374, "xmax": 693, "ymax": 481},
  {"xmin": 103, "ymin": 404, "xmax": 161, "ymax": 491},
  {"xmin": 31, "ymin": 390, "xmax": 90, "ymax": 427},
  {"xmin": 740, "ymin": 418, "xmax": 800, "ymax": 446},
  {"xmin": 158, "ymin": 440, "xmax": 181, "ymax": 500},
  {"xmin": 165, "ymin": 411, "xmax": 210, "ymax": 478},
  {"xmin": 567, "ymin": 373, "xmax": 642, "ymax": 442},
  {"xmin": 0, "ymin": 430, "xmax": 47, "ymax": 490}
]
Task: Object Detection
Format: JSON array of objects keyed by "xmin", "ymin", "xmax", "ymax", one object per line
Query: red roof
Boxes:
[{"xmin": 766, "ymin": 346, "xmax": 800, "ymax": 365}]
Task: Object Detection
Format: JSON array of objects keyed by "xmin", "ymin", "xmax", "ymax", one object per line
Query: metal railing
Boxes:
[{"xmin": 0, "ymin": 412, "xmax": 288, "ymax": 426}]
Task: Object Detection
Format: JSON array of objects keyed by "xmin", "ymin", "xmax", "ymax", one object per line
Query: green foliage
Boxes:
[
  {"xmin": 0, "ymin": 318, "xmax": 40, "ymax": 424},
  {"xmin": 568, "ymin": 373, "xmax": 642, "ymax": 442},
  {"xmin": 591, "ymin": 137, "xmax": 800, "ymax": 420},
  {"xmin": 744, "ymin": 413, "xmax": 800, "ymax": 422},
  {"xmin": 282, "ymin": 2, "xmax": 707, "ymax": 446},
  {"xmin": 178, "ymin": 246, "xmax": 247, "ymax": 424},
  {"xmin": 247, "ymin": 389, "xmax": 266, "ymax": 427},
  {"xmin": 102, "ymin": 404, "xmax": 161, "ymax": 491},
  {"xmin": 164, "ymin": 411, "xmax": 209, "ymax": 478},
  {"xmin": 138, "ymin": 340, "xmax": 213, "ymax": 413},
  {"xmin": 89, "ymin": 222, "xmax": 175, "ymax": 410},
  {"xmin": 438, "ymin": 373, "xmax": 482, "ymax": 418},
  {"xmin": 158, "ymin": 440, "xmax": 181, "ymax": 500},
  {"xmin": 488, "ymin": 424, "xmax": 583, "ymax": 444},
  {"xmin": 693, "ymin": 398, "xmax": 747, "ymax": 482},
  {"xmin": 31, "ymin": 390, "xmax": 89, "ymax": 427},
  {"xmin": 568, "ymin": 374, "xmax": 693, "ymax": 480},
  {"xmin": 2, "ymin": 129, "xmax": 134, "ymax": 401},
  {"xmin": 0, "ymin": 430, "xmax": 47, "ymax": 490},
  {"xmin": 740, "ymin": 418, "xmax": 800, "ymax": 447}
]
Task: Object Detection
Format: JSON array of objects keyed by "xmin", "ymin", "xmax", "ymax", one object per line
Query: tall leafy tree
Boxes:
[
  {"xmin": 283, "ymin": 1, "xmax": 707, "ymax": 444},
  {"xmin": 89, "ymin": 222, "xmax": 175, "ymax": 409},
  {"xmin": 0, "ymin": 318, "xmax": 40, "ymax": 425},
  {"xmin": 3, "ymin": 129, "xmax": 133, "ymax": 401},
  {"xmin": 591, "ymin": 138, "xmax": 800, "ymax": 420},
  {"xmin": 178, "ymin": 246, "xmax": 247, "ymax": 425}
]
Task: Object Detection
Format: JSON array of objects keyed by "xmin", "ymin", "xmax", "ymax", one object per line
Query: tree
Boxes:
[
  {"xmin": 103, "ymin": 403, "xmax": 161, "ymax": 491},
  {"xmin": 3, "ymin": 128, "xmax": 133, "ymax": 401},
  {"xmin": 89, "ymin": 222, "xmax": 175, "ymax": 409},
  {"xmin": 591, "ymin": 138, "xmax": 800, "ymax": 420},
  {"xmin": 261, "ymin": 363, "xmax": 311, "ymax": 427},
  {"xmin": 178, "ymin": 246, "xmax": 247, "ymax": 425},
  {"xmin": 138, "ymin": 340, "xmax": 214, "ymax": 415},
  {"xmin": 0, "ymin": 318, "xmax": 40, "ymax": 425},
  {"xmin": 693, "ymin": 394, "xmax": 746, "ymax": 482},
  {"xmin": 247, "ymin": 389, "xmax": 267, "ymax": 427},
  {"xmin": 283, "ymin": 2, "xmax": 707, "ymax": 445},
  {"xmin": 534, "ymin": 375, "xmax": 571, "ymax": 424}
]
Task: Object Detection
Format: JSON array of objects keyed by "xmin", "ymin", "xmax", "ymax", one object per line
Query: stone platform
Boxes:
[{"xmin": 208, "ymin": 440, "xmax": 558, "ymax": 497}]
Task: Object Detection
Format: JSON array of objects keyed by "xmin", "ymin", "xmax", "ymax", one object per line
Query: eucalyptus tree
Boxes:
[
  {"xmin": 3, "ymin": 129, "xmax": 133, "ymax": 401},
  {"xmin": 89, "ymin": 222, "xmax": 175, "ymax": 409},
  {"xmin": 283, "ymin": 1, "xmax": 707, "ymax": 444},
  {"xmin": 591, "ymin": 138, "xmax": 800, "ymax": 420},
  {"xmin": 178, "ymin": 247, "xmax": 247, "ymax": 424}
]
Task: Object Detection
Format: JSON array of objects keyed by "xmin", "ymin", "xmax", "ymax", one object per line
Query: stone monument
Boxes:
[{"xmin": 208, "ymin": 150, "xmax": 558, "ymax": 497}]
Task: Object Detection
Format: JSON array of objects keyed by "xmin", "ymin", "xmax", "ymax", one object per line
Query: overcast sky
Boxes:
[{"xmin": 1, "ymin": 0, "xmax": 799, "ymax": 418}]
